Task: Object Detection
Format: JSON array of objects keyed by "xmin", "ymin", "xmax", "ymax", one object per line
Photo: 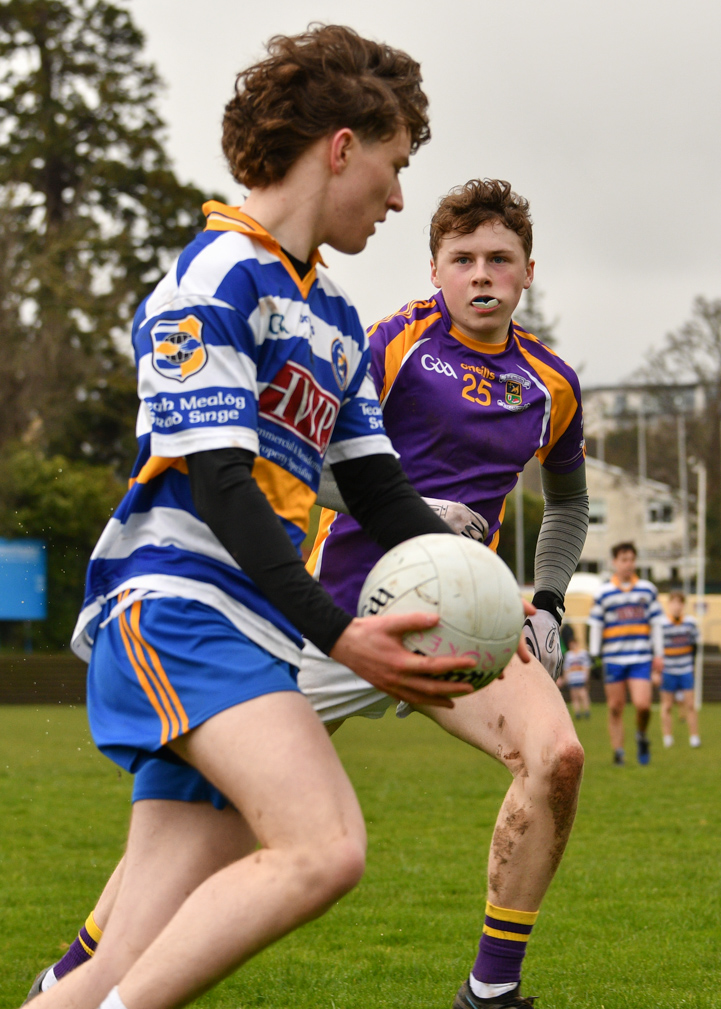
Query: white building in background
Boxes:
[{"xmin": 578, "ymin": 456, "xmax": 693, "ymax": 584}]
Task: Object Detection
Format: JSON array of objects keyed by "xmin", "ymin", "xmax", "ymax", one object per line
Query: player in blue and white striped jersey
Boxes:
[
  {"xmin": 658, "ymin": 591, "xmax": 701, "ymax": 748},
  {"xmin": 589, "ymin": 542, "xmax": 664, "ymax": 765},
  {"xmin": 27, "ymin": 26, "xmax": 493, "ymax": 1009}
]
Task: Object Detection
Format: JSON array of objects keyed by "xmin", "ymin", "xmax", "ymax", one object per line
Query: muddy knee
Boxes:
[{"xmin": 546, "ymin": 741, "xmax": 584, "ymax": 833}]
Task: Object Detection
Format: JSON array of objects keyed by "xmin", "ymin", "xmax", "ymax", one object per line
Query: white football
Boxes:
[{"xmin": 357, "ymin": 533, "xmax": 524, "ymax": 690}]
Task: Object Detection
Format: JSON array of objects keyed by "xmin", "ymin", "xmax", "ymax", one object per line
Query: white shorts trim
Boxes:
[{"xmin": 299, "ymin": 641, "xmax": 397, "ymax": 723}]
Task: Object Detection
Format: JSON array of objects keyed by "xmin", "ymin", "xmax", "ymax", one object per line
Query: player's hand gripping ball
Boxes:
[{"xmin": 357, "ymin": 533, "xmax": 524, "ymax": 690}]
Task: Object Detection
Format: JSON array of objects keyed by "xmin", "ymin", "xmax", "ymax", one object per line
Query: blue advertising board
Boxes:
[{"xmin": 0, "ymin": 539, "xmax": 47, "ymax": 620}]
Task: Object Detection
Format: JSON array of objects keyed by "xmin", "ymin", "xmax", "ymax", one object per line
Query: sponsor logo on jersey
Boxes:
[
  {"xmin": 614, "ymin": 604, "xmax": 646, "ymax": 623},
  {"xmin": 151, "ymin": 315, "xmax": 207, "ymax": 383},
  {"xmin": 330, "ymin": 337, "xmax": 349, "ymax": 391},
  {"xmin": 497, "ymin": 372, "xmax": 532, "ymax": 413},
  {"xmin": 259, "ymin": 360, "xmax": 340, "ymax": 454},
  {"xmin": 421, "ymin": 353, "xmax": 458, "ymax": 378}
]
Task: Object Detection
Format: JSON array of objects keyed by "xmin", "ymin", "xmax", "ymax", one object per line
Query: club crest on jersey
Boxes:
[
  {"xmin": 330, "ymin": 337, "xmax": 349, "ymax": 391},
  {"xmin": 259, "ymin": 360, "xmax": 340, "ymax": 454},
  {"xmin": 151, "ymin": 315, "xmax": 207, "ymax": 383},
  {"xmin": 497, "ymin": 372, "xmax": 532, "ymax": 413}
]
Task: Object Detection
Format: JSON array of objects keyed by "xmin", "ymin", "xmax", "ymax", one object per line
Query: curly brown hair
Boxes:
[
  {"xmin": 222, "ymin": 24, "xmax": 431, "ymax": 189},
  {"xmin": 429, "ymin": 179, "xmax": 533, "ymax": 260}
]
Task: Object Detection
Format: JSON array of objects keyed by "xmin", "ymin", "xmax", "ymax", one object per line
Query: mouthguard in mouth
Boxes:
[{"xmin": 471, "ymin": 296, "xmax": 499, "ymax": 309}]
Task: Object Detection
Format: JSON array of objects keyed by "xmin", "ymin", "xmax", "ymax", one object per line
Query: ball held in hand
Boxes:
[{"xmin": 357, "ymin": 533, "xmax": 524, "ymax": 690}]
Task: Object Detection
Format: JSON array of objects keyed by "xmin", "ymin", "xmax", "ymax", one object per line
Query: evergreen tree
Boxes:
[
  {"xmin": 0, "ymin": 0, "xmax": 220, "ymax": 471},
  {"xmin": 514, "ymin": 285, "xmax": 558, "ymax": 347}
]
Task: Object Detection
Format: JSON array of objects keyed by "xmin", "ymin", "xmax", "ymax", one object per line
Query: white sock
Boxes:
[
  {"xmin": 469, "ymin": 974, "xmax": 518, "ymax": 999},
  {"xmin": 99, "ymin": 986, "xmax": 130, "ymax": 1009},
  {"xmin": 690, "ymin": 735, "xmax": 701, "ymax": 747},
  {"xmin": 663, "ymin": 735, "xmax": 674, "ymax": 747},
  {"xmin": 40, "ymin": 966, "xmax": 58, "ymax": 992}
]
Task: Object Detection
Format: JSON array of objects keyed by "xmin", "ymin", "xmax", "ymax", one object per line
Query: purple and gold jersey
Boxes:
[{"xmin": 308, "ymin": 291, "xmax": 585, "ymax": 614}]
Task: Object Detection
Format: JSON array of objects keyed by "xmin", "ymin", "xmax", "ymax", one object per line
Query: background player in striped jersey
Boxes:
[
  {"xmin": 25, "ymin": 26, "xmax": 490, "ymax": 1009},
  {"xmin": 303, "ymin": 179, "xmax": 589, "ymax": 1009},
  {"xmin": 560, "ymin": 634, "xmax": 591, "ymax": 719},
  {"xmin": 656, "ymin": 591, "xmax": 701, "ymax": 748},
  {"xmin": 589, "ymin": 542, "xmax": 664, "ymax": 765}
]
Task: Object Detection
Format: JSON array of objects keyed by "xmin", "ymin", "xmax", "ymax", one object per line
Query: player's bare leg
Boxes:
[
  {"xmin": 628, "ymin": 677, "xmax": 651, "ymax": 735},
  {"xmin": 28, "ymin": 801, "xmax": 257, "ymax": 1009},
  {"xmin": 418, "ymin": 654, "xmax": 584, "ymax": 909},
  {"xmin": 660, "ymin": 690, "xmax": 675, "ymax": 742},
  {"xmin": 37, "ymin": 691, "xmax": 366, "ymax": 1009},
  {"xmin": 604, "ymin": 679, "xmax": 627, "ymax": 752},
  {"xmin": 681, "ymin": 688, "xmax": 700, "ymax": 743}
]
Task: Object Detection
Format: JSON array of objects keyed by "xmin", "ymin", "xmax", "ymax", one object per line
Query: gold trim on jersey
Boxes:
[
  {"xmin": 512, "ymin": 330, "xmax": 581, "ymax": 465},
  {"xmin": 202, "ymin": 201, "xmax": 327, "ymax": 300},
  {"xmin": 367, "ymin": 299, "xmax": 438, "ymax": 338},
  {"xmin": 252, "ymin": 456, "xmax": 316, "ymax": 535},
  {"xmin": 306, "ymin": 507, "xmax": 338, "ymax": 577},
  {"xmin": 602, "ymin": 623, "xmax": 651, "ymax": 639},
  {"xmin": 448, "ymin": 323, "xmax": 510, "ymax": 355},
  {"xmin": 129, "ymin": 456, "xmax": 188, "ymax": 489},
  {"xmin": 378, "ymin": 313, "xmax": 443, "ymax": 403}
]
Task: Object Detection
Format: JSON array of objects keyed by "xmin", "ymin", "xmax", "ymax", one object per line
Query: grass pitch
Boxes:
[{"xmin": 1, "ymin": 702, "xmax": 720, "ymax": 1009}]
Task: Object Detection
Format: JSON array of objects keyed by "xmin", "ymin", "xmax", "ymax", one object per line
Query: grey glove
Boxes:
[
  {"xmin": 422, "ymin": 497, "xmax": 489, "ymax": 542},
  {"xmin": 523, "ymin": 609, "xmax": 563, "ymax": 681}
]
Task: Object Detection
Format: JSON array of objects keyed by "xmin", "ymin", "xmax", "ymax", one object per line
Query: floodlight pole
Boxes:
[
  {"xmin": 637, "ymin": 404, "xmax": 647, "ymax": 575},
  {"xmin": 693, "ymin": 460, "xmax": 707, "ymax": 711},
  {"xmin": 677, "ymin": 414, "xmax": 690, "ymax": 594},
  {"xmin": 515, "ymin": 469, "xmax": 525, "ymax": 587}
]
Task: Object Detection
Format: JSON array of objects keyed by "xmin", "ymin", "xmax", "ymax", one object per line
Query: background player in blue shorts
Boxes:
[
  {"xmin": 656, "ymin": 591, "xmax": 701, "ymax": 748},
  {"xmin": 560, "ymin": 635, "xmax": 591, "ymax": 719},
  {"xmin": 589, "ymin": 542, "xmax": 664, "ymax": 765},
  {"xmin": 25, "ymin": 26, "xmax": 487, "ymax": 1009}
]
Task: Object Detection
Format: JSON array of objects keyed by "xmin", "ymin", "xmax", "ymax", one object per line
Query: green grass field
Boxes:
[{"xmin": 1, "ymin": 702, "xmax": 720, "ymax": 1009}]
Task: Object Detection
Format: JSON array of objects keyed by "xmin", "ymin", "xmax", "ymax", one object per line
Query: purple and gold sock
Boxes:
[
  {"xmin": 472, "ymin": 901, "xmax": 538, "ymax": 986},
  {"xmin": 53, "ymin": 912, "xmax": 103, "ymax": 980}
]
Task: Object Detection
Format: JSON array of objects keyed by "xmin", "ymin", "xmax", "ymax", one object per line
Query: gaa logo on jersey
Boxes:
[
  {"xmin": 151, "ymin": 315, "xmax": 207, "ymax": 383},
  {"xmin": 330, "ymin": 337, "xmax": 349, "ymax": 391}
]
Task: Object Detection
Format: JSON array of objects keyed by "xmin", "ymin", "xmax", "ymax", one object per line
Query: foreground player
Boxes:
[
  {"xmin": 303, "ymin": 179, "xmax": 589, "ymax": 1008},
  {"xmin": 25, "ymin": 27, "xmax": 486, "ymax": 1009},
  {"xmin": 589, "ymin": 542, "xmax": 664, "ymax": 765},
  {"xmin": 657, "ymin": 591, "xmax": 701, "ymax": 748}
]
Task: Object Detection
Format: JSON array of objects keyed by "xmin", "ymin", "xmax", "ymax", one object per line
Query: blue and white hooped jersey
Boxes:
[
  {"xmin": 563, "ymin": 648, "xmax": 591, "ymax": 685},
  {"xmin": 72, "ymin": 203, "xmax": 394, "ymax": 666},
  {"xmin": 661, "ymin": 615, "xmax": 699, "ymax": 676},
  {"xmin": 589, "ymin": 576, "xmax": 663, "ymax": 665}
]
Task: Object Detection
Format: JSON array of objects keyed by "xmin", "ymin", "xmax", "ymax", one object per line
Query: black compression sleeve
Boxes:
[
  {"xmin": 331, "ymin": 454, "xmax": 454, "ymax": 550},
  {"xmin": 186, "ymin": 448, "xmax": 352, "ymax": 655}
]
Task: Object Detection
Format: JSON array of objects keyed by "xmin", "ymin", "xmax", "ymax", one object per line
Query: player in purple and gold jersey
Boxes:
[{"xmin": 303, "ymin": 179, "xmax": 589, "ymax": 1008}]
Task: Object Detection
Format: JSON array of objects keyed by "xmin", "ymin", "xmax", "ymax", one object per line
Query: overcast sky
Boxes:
[{"xmin": 129, "ymin": 0, "xmax": 721, "ymax": 388}]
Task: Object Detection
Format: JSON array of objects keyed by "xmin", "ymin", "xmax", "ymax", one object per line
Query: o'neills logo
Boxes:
[{"xmin": 259, "ymin": 361, "xmax": 339, "ymax": 453}]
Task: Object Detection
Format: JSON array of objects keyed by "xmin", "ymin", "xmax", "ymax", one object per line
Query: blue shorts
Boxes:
[
  {"xmin": 87, "ymin": 595, "xmax": 299, "ymax": 776},
  {"xmin": 132, "ymin": 757, "xmax": 229, "ymax": 811},
  {"xmin": 662, "ymin": 671, "xmax": 694, "ymax": 693},
  {"xmin": 603, "ymin": 660, "xmax": 652, "ymax": 684}
]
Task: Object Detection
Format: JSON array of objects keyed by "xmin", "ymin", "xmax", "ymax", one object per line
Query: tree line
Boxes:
[
  {"xmin": 1, "ymin": 0, "xmax": 716, "ymax": 648},
  {"xmin": 0, "ymin": 0, "xmax": 219, "ymax": 648}
]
